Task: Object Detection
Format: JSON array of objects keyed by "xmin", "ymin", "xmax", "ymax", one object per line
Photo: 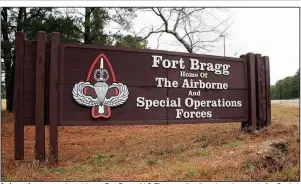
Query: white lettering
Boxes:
[
  {"xmin": 151, "ymin": 55, "xmax": 186, "ymax": 69},
  {"xmin": 136, "ymin": 97, "xmax": 145, "ymax": 108},
  {"xmin": 181, "ymin": 79, "xmax": 228, "ymax": 90},
  {"xmin": 189, "ymin": 60, "xmax": 231, "ymax": 75},
  {"xmin": 152, "ymin": 55, "xmax": 162, "ymax": 68},
  {"xmin": 189, "ymin": 58, "xmax": 199, "ymax": 70},
  {"xmin": 136, "ymin": 97, "xmax": 181, "ymax": 110},
  {"xmin": 155, "ymin": 77, "xmax": 178, "ymax": 88},
  {"xmin": 175, "ymin": 109, "xmax": 213, "ymax": 119}
]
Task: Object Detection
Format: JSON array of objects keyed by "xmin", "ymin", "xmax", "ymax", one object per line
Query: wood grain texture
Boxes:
[
  {"xmin": 14, "ymin": 32, "xmax": 25, "ymax": 160},
  {"xmin": 44, "ymin": 42, "xmax": 51, "ymax": 125},
  {"xmin": 261, "ymin": 58, "xmax": 267, "ymax": 123},
  {"xmin": 263, "ymin": 56, "xmax": 271, "ymax": 125},
  {"xmin": 22, "ymin": 40, "xmax": 51, "ymax": 125},
  {"xmin": 239, "ymin": 55, "xmax": 248, "ymax": 130},
  {"xmin": 255, "ymin": 54, "xmax": 263, "ymax": 128},
  {"xmin": 247, "ymin": 53, "xmax": 257, "ymax": 128},
  {"xmin": 23, "ymin": 41, "xmax": 37, "ymax": 125},
  {"xmin": 35, "ymin": 32, "xmax": 46, "ymax": 161},
  {"xmin": 49, "ymin": 32, "xmax": 60, "ymax": 163}
]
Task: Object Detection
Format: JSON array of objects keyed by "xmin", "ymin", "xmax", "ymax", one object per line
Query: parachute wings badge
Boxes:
[{"xmin": 72, "ymin": 56, "xmax": 129, "ymax": 118}]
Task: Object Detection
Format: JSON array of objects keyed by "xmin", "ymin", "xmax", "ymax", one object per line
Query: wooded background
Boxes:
[
  {"xmin": 270, "ymin": 69, "xmax": 300, "ymax": 100},
  {"xmin": 1, "ymin": 7, "xmax": 233, "ymax": 112},
  {"xmin": 1, "ymin": 8, "xmax": 148, "ymax": 112}
]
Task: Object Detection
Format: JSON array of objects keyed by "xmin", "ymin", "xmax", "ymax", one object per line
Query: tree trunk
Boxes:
[
  {"xmin": 84, "ymin": 8, "xmax": 91, "ymax": 44},
  {"xmin": 3, "ymin": 8, "xmax": 26, "ymax": 112},
  {"xmin": 7, "ymin": 8, "xmax": 26, "ymax": 112},
  {"xmin": 1, "ymin": 8, "xmax": 14, "ymax": 111},
  {"xmin": 17, "ymin": 8, "xmax": 25, "ymax": 31}
]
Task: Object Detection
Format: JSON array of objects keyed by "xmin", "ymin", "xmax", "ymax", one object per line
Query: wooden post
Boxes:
[
  {"xmin": 49, "ymin": 32, "xmax": 60, "ymax": 163},
  {"xmin": 240, "ymin": 54, "xmax": 248, "ymax": 129},
  {"xmin": 260, "ymin": 56, "xmax": 267, "ymax": 126},
  {"xmin": 242, "ymin": 53, "xmax": 257, "ymax": 130},
  {"xmin": 14, "ymin": 32, "xmax": 25, "ymax": 160},
  {"xmin": 35, "ymin": 31, "xmax": 46, "ymax": 161},
  {"xmin": 263, "ymin": 56, "xmax": 271, "ymax": 125},
  {"xmin": 255, "ymin": 54, "xmax": 264, "ymax": 128}
]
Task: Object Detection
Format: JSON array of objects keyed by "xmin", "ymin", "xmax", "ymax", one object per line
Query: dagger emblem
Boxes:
[
  {"xmin": 72, "ymin": 55, "xmax": 129, "ymax": 119},
  {"xmin": 93, "ymin": 58, "xmax": 109, "ymax": 113}
]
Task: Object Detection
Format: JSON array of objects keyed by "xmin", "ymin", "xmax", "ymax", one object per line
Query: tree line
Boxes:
[
  {"xmin": 1, "ymin": 8, "xmax": 147, "ymax": 111},
  {"xmin": 271, "ymin": 69, "xmax": 299, "ymax": 100},
  {"xmin": 1, "ymin": 8, "xmax": 231, "ymax": 112}
]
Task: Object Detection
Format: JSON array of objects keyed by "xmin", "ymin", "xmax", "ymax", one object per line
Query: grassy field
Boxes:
[{"xmin": 1, "ymin": 103, "xmax": 299, "ymax": 181}]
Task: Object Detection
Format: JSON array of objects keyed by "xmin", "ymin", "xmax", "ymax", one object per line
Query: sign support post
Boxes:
[
  {"xmin": 14, "ymin": 32, "xmax": 25, "ymax": 160},
  {"xmin": 49, "ymin": 32, "xmax": 60, "ymax": 163},
  {"xmin": 242, "ymin": 53, "xmax": 257, "ymax": 130},
  {"xmin": 263, "ymin": 56, "xmax": 271, "ymax": 126},
  {"xmin": 35, "ymin": 31, "xmax": 47, "ymax": 161}
]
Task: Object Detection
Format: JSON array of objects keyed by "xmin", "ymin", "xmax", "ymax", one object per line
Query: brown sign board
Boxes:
[
  {"xmin": 14, "ymin": 32, "xmax": 271, "ymax": 162},
  {"xmin": 60, "ymin": 43, "xmax": 248, "ymax": 126}
]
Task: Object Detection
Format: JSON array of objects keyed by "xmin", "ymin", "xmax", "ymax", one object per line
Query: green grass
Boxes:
[
  {"xmin": 243, "ymin": 149, "xmax": 253, "ymax": 155},
  {"xmin": 147, "ymin": 158, "xmax": 158, "ymax": 165},
  {"xmin": 1, "ymin": 176, "xmax": 10, "ymax": 182},
  {"xmin": 267, "ymin": 165, "xmax": 300, "ymax": 181},
  {"xmin": 174, "ymin": 145, "xmax": 187, "ymax": 152},
  {"xmin": 159, "ymin": 152, "xmax": 168, "ymax": 158},
  {"xmin": 243, "ymin": 161, "xmax": 256, "ymax": 173},
  {"xmin": 197, "ymin": 149, "xmax": 213, "ymax": 158},
  {"xmin": 73, "ymin": 163, "xmax": 86, "ymax": 171},
  {"xmin": 226, "ymin": 141, "xmax": 242, "ymax": 147},
  {"xmin": 51, "ymin": 167, "xmax": 65, "ymax": 174},
  {"xmin": 186, "ymin": 168, "xmax": 199, "ymax": 176},
  {"xmin": 93, "ymin": 151, "xmax": 114, "ymax": 164}
]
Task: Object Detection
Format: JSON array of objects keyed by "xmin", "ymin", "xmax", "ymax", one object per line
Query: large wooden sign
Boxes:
[
  {"xmin": 62, "ymin": 43, "xmax": 247, "ymax": 125},
  {"xmin": 14, "ymin": 31, "xmax": 271, "ymax": 163}
]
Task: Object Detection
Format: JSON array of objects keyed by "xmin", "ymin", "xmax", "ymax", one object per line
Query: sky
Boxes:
[
  {"xmin": 67, "ymin": 8, "xmax": 299, "ymax": 85},
  {"xmin": 128, "ymin": 8, "xmax": 299, "ymax": 85}
]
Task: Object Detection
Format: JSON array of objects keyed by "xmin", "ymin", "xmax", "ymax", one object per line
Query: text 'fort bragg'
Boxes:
[{"xmin": 135, "ymin": 55, "xmax": 243, "ymax": 119}]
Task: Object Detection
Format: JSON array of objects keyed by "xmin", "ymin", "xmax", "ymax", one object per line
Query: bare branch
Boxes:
[
  {"xmin": 156, "ymin": 32, "xmax": 164, "ymax": 49},
  {"xmin": 183, "ymin": 21, "xmax": 193, "ymax": 49},
  {"xmin": 178, "ymin": 8, "xmax": 205, "ymax": 22},
  {"xmin": 151, "ymin": 8, "xmax": 160, "ymax": 16},
  {"xmin": 155, "ymin": 8, "xmax": 168, "ymax": 31},
  {"xmin": 134, "ymin": 8, "xmax": 232, "ymax": 54},
  {"xmin": 173, "ymin": 8, "xmax": 184, "ymax": 32},
  {"xmin": 140, "ymin": 29, "xmax": 165, "ymax": 41},
  {"xmin": 134, "ymin": 25, "xmax": 152, "ymax": 36}
]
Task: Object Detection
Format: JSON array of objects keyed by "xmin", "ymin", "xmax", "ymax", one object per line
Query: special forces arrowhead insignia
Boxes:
[{"xmin": 72, "ymin": 53, "xmax": 129, "ymax": 119}]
